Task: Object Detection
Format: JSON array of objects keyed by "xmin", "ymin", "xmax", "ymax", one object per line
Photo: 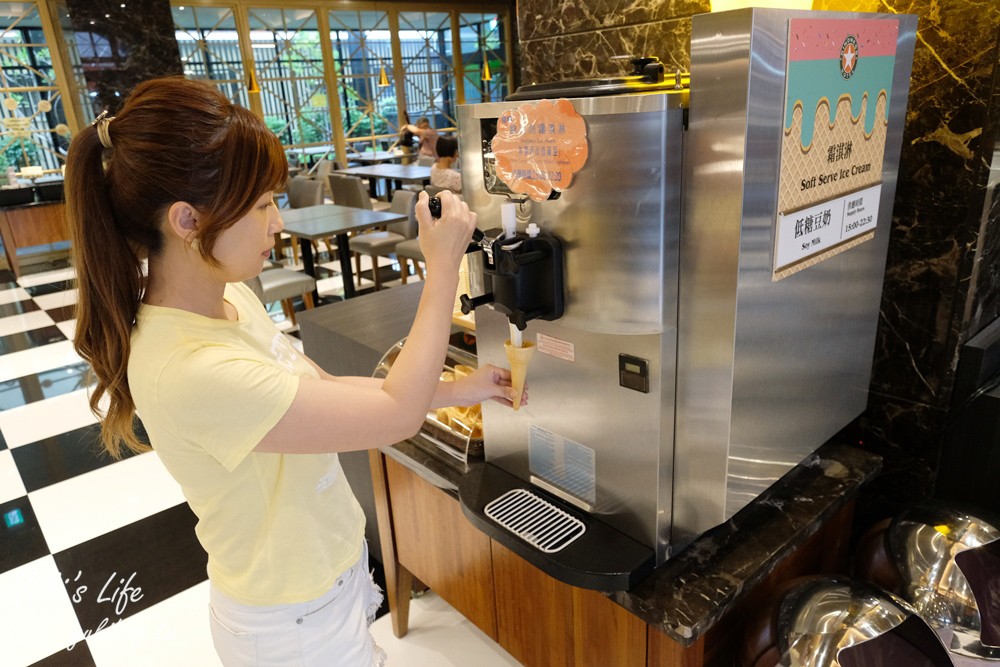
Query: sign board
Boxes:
[
  {"xmin": 490, "ymin": 98, "xmax": 589, "ymax": 202},
  {"xmin": 774, "ymin": 18, "xmax": 899, "ymax": 279}
]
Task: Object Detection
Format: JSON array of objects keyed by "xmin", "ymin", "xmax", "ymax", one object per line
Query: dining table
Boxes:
[
  {"xmin": 279, "ymin": 204, "xmax": 409, "ymax": 300},
  {"xmin": 333, "ymin": 163, "xmax": 432, "ymax": 201},
  {"xmin": 347, "ymin": 150, "xmax": 405, "ymax": 165}
]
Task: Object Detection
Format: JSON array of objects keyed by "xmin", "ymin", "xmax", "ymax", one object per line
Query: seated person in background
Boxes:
[
  {"xmin": 430, "ymin": 136, "xmax": 463, "ymax": 194},
  {"xmin": 403, "ymin": 116, "xmax": 440, "ymax": 159}
]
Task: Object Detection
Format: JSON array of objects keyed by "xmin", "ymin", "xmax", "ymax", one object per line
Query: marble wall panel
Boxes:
[
  {"xmin": 519, "ymin": 0, "xmax": 709, "ymax": 42},
  {"xmin": 516, "ymin": 0, "xmax": 1000, "ymax": 518},
  {"xmin": 65, "ymin": 0, "xmax": 181, "ymax": 116},
  {"xmin": 816, "ymin": 0, "xmax": 1000, "ymax": 518},
  {"xmin": 519, "ymin": 18, "xmax": 692, "ymax": 83},
  {"xmin": 962, "ymin": 49, "xmax": 1000, "ymax": 346}
]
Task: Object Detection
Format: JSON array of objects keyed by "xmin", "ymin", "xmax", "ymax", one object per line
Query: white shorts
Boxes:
[{"xmin": 208, "ymin": 542, "xmax": 386, "ymax": 666}]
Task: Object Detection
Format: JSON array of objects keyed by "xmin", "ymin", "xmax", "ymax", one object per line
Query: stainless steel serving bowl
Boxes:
[
  {"xmin": 775, "ymin": 577, "xmax": 952, "ymax": 666},
  {"xmin": 886, "ymin": 503, "xmax": 1000, "ymax": 659}
]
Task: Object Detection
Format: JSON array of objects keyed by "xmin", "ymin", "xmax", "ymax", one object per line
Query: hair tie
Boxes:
[{"xmin": 92, "ymin": 110, "xmax": 115, "ymax": 149}]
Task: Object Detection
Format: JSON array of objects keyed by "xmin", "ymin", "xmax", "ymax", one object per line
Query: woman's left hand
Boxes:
[{"xmin": 452, "ymin": 364, "xmax": 527, "ymax": 409}]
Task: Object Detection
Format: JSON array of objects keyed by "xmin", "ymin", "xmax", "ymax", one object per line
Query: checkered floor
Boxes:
[{"xmin": 0, "ymin": 254, "xmax": 521, "ymax": 667}]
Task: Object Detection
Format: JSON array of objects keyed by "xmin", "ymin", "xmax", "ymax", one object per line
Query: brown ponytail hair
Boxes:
[{"xmin": 67, "ymin": 77, "xmax": 287, "ymax": 458}]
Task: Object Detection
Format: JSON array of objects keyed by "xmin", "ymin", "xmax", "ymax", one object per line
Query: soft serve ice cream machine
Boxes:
[{"xmin": 454, "ymin": 8, "xmax": 917, "ymax": 590}]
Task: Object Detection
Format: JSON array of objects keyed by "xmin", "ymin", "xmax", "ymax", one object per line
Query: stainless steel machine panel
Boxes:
[
  {"xmin": 459, "ymin": 93, "xmax": 685, "ymax": 562},
  {"xmin": 457, "ymin": 8, "xmax": 916, "ymax": 576},
  {"xmin": 459, "ymin": 94, "xmax": 686, "ymax": 336},
  {"xmin": 475, "ymin": 308, "xmax": 677, "ymax": 558},
  {"xmin": 673, "ymin": 9, "xmax": 917, "ymax": 545}
]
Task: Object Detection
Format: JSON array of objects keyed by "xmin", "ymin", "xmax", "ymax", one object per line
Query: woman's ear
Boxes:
[{"xmin": 165, "ymin": 201, "xmax": 200, "ymax": 244}]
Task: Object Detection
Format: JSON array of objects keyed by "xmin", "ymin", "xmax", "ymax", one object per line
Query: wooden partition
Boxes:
[{"xmin": 0, "ymin": 202, "xmax": 68, "ymax": 277}]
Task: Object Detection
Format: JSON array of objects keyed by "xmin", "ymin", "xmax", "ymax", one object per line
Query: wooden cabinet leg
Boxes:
[
  {"xmin": 369, "ymin": 449, "xmax": 412, "ymax": 637},
  {"xmin": 389, "ymin": 563, "xmax": 413, "ymax": 638}
]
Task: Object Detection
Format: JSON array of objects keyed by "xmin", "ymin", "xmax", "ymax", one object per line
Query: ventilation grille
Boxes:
[{"xmin": 484, "ymin": 488, "xmax": 586, "ymax": 553}]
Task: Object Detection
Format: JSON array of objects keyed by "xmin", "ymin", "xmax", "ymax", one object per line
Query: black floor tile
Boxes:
[
  {"xmin": 314, "ymin": 294, "xmax": 346, "ymax": 306},
  {"xmin": 0, "ymin": 299, "xmax": 41, "ymax": 318},
  {"xmin": 0, "ymin": 325, "xmax": 67, "ymax": 355},
  {"xmin": 53, "ymin": 503, "xmax": 208, "ymax": 634},
  {"xmin": 23, "ymin": 281, "xmax": 75, "ymax": 298},
  {"xmin": 11, "ymin": 424, "xmax": 131, "ymax": 493},
  {"xmin": 29, "ymin": 643, "xmax": 97, "ymax": 667},
  {"xmin": 314, "ymin": 264, "xmax": 339, "ymax": 279},
  {"xmin": 19, "ymin": 258, "xmax": 71, "ymax": 277},
  {"xmin": 0, "ymin": 362, "xmax": 92, "ymax": 413},
  {"xmin": 369, "ymin": 555, "xmax": 389, "ymax": 620},
  {"xmin": 0, "ymin": 497, "xmax": 51, "ymax": 574},
  {"xmin": 43, "ymin": 305, "xmax": 76, "ymax": 323},
  {"xmin": 0, "ymin": 268, "xmax": 17, "ymax": 286}
]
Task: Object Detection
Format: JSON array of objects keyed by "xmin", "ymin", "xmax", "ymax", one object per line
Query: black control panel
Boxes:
[{"xmin": 619, "ymin": 354, "xmax": 650, "ymax": 393}]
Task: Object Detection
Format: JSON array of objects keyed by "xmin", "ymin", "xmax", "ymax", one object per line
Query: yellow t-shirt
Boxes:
[{"xmin": 129, "ymin": 282, "xmax": 365, "ymax": 605}]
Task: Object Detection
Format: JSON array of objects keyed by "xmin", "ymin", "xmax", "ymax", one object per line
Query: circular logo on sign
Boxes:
[{"xmin": 840, "ymin": 35, "xmax": 859, "ymax": 80}]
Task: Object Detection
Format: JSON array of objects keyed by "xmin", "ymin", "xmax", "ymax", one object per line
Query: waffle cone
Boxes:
[{"xmin": 504, "ymin": 340, "xmax": 535, "ymax": 411}]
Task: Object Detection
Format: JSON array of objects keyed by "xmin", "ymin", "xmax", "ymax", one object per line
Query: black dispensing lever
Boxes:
[
  {"xmin": 459, "ymin": 217, "xmax": 565, "ymax": 331},
  {"xmin": 427, "ymin": 196, "xmax": 442, "ymax": 219},
  {"xmin": 459, "ymin": 293, "xmax": 493, "ymax": 315},
  {"xmin": 427, "ymin": 196, "xmax": 485, "ymax": 251}
]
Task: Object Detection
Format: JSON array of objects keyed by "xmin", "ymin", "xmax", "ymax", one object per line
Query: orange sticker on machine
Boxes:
[{"xmin": 491, "ymin": 98, "xmax": 589, "ymax": 202}]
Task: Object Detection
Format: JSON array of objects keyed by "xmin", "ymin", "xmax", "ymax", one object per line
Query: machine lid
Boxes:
[{"xmin": 507, "ymin": 56, "xmax": 688, "ymax": 101}]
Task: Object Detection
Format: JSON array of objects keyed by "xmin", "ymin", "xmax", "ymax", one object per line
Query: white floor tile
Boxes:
[
  {"xmin": 0, "ymin": 556, "xmax": 84, "ymax": 667},
  {"xmin": 86, "ymin": 580, "xmax": 222, "ymax": 667},
  {"xmin": 0, "ymin": 448, "xmax": 27, "ymax": 504},
  {"xmin": 32, "ymin": 288, "xmax": 78, "ymax": 311},
  {"xmin": 55, "ymin": 318, "xmax": 77, "ymax": 341},
  {"xmin": 17, "ymin": 267, "xmax": 76, "ymax": 288},
  {"xmin": 316, "ymin": 275, "xmax": 345, "ymax": 297},
  {"xmin": 0, "ymin": 287, "xmax": 31, "ymax": 305},
  {"xmin": 371, "ymin": 592, "xmax": 521, "ymax": 667},
  {"xmin": 30, "ymin": 452, "xmax": 186, "ymax": 554},
  {"xmin": 0, "ymin": 388, "xmax": 99, "ymax": 449},
  {"xmin": 0, "ymin": 339, "xmax": 83, "ymax": 383},
  {"xmin": 0, "ymin": 309, "xmax": 55, "ymax": 337}
]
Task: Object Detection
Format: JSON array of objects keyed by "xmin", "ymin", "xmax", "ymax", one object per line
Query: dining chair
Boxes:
[
  {"xmin": 393, "ymin": 237, "xmax": 425, "ymax": 284},
  {"xmin": 244, "ymin": 265, "xmax": 316, "ymax": 326},
  {"xmin": 328, "ymin": 174, "xmax": 370, "ymax": 209},
  {"xmin": 288, "ymin": 175, "xmax": 324, "ymax": 208},
  {"xmin": 348, "ymin": 189, "xmax": 417, "ymax": 291},
  {"xmin": 329, "ymin": 172, "xmax": 392, "ymax": 212},
  {"xmin": 312, "ymin": 159, "xmax": 342, "ymax": 197},
  {"xmin": 285, "ymin": 175, "xmax": 338, "ymax": 262}
]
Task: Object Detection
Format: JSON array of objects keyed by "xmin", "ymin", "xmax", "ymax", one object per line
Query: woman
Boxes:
[
  {"xmin": 402, "ymin": 116, "xmax": 440, "ymax": 159},
  {"xmin": 67, "ymin": 77, "xmax": 522, "ymax": 666},
  {"xmin": 430, "ymin": 135, "xmax": 463, "ymax": 194}
]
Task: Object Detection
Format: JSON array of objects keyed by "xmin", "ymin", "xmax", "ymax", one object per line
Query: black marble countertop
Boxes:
[
  {"xmin": 0, "ymin": 199, "xmax": 65, "ymax": 211},
  {"xmin": 300, "ymin": 282, "xmax": 883, "ymax": 646},
  {"xmin": 383, "ymin": 437, "xmax": 881, "ymax": 646}
]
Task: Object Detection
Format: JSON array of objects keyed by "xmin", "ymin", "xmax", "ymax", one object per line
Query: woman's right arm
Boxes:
[{"xmin": 253, "ymin": 192, "xmax": 476, "ymax": 455}]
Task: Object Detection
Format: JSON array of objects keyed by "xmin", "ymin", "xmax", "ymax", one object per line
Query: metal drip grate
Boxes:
[{"xmin": 484, "ymin": 488, "xmax": 586, "ymax": 553}]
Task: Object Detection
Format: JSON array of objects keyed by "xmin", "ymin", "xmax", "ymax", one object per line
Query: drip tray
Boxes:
[
  {"xmin": 485, "ymin": 489, "xmax": 586, "ymax": 553},
  {"xmin": 459, "ymin": 462, "xmax": 655, "ymax": 591}
]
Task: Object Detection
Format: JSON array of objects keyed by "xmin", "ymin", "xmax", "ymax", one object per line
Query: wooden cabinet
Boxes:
[
  {"xmin": 492, "ymin": 541, "xmax": 647, "ymax": 666},
  {"xmin": 492, "ymin": 539, "xmax": 575, "ymax": 665},
  {"xmin": 0, "ymin": 202, "xmax": 68, "ymax": 277},
  {"xmin": 382, "ymin": 453, "xmax": 497, "ymax": 640},
  {"xmin": 372, "ymin": 452, "xmax": 647, "ymax": 666},
  {"xmin": 371, "ymin": 450, "xmax": 854, "ymax": 667}
]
